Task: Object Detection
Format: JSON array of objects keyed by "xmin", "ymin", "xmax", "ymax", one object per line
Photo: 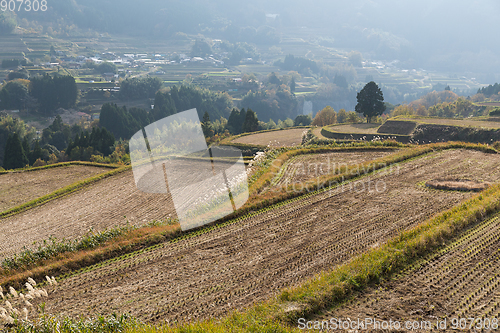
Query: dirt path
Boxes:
[
  {"xmin": 312, "ymin": 127, "xmax": 329, "ymax": 140},
  {"xmin": 0, "ymin": 165, "xmax": 112, "ymax": 212},
  {"xmin": 33, "ymin": 149, "xmax": 500, "ymax": 323}
]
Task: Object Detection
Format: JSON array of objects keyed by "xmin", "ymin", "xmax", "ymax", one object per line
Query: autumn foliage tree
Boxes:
[{"xmin": 312, "ymin": 106, "xmax": 337, "ymax": 126}]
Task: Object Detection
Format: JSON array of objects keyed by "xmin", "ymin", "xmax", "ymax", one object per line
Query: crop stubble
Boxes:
[
  {"xmin": 0, "ymin": 165, "xmax": 111, "ymax": 212},
  {"xmin": 232, "ymin": 128, "xmax": 308, "ymax": 147},
  {"xmin": 272, "ymin": 149, "xmax": 398, "ymax": 189},
  {"xmin": 31, "ymin": 149, "xmax": 500, "ymax": 323},
  {"xmin": 0, "ymin": 170, "xmax": 175, "ymax": 260},
  {"xmin": 315, "ymin": 211, "xmax": 500, "ymax": 328}
]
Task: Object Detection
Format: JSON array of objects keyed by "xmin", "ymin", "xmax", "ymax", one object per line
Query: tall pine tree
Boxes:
[
  {"xmin": 242, "ymin": 109, "xmax": 259, "ymax": 133},
  {"xmin": 3, "ymin": 133, "xmax": 28, "ymax": 170}
]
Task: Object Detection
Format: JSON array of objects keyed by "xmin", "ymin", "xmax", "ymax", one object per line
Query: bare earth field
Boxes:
[
  {"xmin": 0, "ymin": 165, "xmax": 112, "ymax": 212},
  {"xmin": 0, "ymin": 169, "xmax": 176, "ymax": 260},
  {"xmin": 232, "ymin": 128, "xmax": 308, "ymax": 147},
  {"xmin": 327, "ymin": 123, "xmax": 380, "ymax": 134},
  {"xmin": 316, "ymin": 212, "xmax": 500, "ymax": 331},
  {"xmin": 397, "ymin": 116, "xmax": 500, "ymax": 129},
  {"xmin": 30, "ymin": 149, "xmax": 500, "ymax": 323},
  {"xmin": 272, "ymin": 149, "xmax": 400, "ymax": 189}
]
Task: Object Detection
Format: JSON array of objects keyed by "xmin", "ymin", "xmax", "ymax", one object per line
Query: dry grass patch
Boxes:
[{"xmin": 426, "ymin": 178, "xmax": 491, "ymax": 192}]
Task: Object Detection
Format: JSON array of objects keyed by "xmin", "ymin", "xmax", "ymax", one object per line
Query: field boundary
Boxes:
[
  {"xmin": 25, "ymin": 146, "xmax": 429, "ymax": 286},
  {"xmin": 0, "ymin": 145, "xmax": 410, "ymax": 286},
  {"xmin": 0, "ymin": 161, "xmax": 120, "ymax": 175},
  {"xmin": 0, "ymin": 166, "xmax": 131, "ymax": 219},
  {"xmin": 320, "ymin": 126, "xmax": 411, "ymax": 143}
]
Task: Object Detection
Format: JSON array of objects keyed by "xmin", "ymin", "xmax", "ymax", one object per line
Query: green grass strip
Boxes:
[{"xmin": 0, "ymin": 161, "xmax": 120, "ymax": 175}]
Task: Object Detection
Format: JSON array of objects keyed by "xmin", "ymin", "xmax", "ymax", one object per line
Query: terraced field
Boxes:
[
  {"xmin": 395, "ymin": 116, "xmax": 500, "ymax": 129},
  {"xmin": 29, "ymin": 149, "xmax": 500, "ymax": 323},
  {"xmin": 0, "ymin": 164, "xmax": 112, "ymax": 212},
  {"xmin": 326, "ymin": 123, "xmax": 380, "ymax": 134},
  {"xmin": 0, "ymin": 169, "xmax": 175, "ymax": 261},
  {"xmin": 232, "ymin": 128, "xmax": 308, "ymax": 147},
  {"xmin": 316, "ymin": 211, "xmax": 500, "ymax": 330},
  {"xmin": 271, "ymin": 149, "xmax": 400, "ymax": 190}
]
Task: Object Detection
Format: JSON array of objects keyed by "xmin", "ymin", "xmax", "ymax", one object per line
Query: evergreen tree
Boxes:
[
  {"xmin": 355, "ymin": 81, "xmax": 386, "ymax": 123},
  {"xmin": 268, "ymin": 72, "xmax": 281, "ymax": 85},
  {"xmin": 29, "ymin": 139, "xmax": 42, "ymax": 165},
  {"xmin": 201, "ymin": 111, "xmax": 214, "ymax": 138},
  {"xmin": 3, "ymin": 133, "xmax": 28, "ymax": 170},
  {"xmin": 227, "ymin": 108, "xmax": 247, "ymax": 134},
  {"xmin": 294, "ymin": 114, "xmax": 311, "ymax": 126},
  {"xmin": 22, "ymin": 136, "xmax": 30, "ymax": 160},
  {"xmin": 242, "ymin": 109, "xmax": 259, "ymax": 133},
  {"xmin": 290, "ymin": 77, "xmax": 296, "ymax": 93}
]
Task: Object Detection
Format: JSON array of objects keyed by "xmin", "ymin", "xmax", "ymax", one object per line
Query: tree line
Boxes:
[
  {"xmin": 0, "ymin": 74, "xmax": 78, "ymax": 115},
  {"xmin": 1, "ymin": 114, "xmax": 117, "ymax": 170}
]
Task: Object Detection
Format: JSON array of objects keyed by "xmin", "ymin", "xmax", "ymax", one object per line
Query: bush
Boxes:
[
  {"xmin": 489, "ymin": 107, "xmax": 500, "ymax": 116},
  {"xmin": 32, "ymin": 158, "xmax": 47, "ymax": 167}
]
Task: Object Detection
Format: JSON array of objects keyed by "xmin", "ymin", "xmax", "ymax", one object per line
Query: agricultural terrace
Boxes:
[
  {"xmin": 269, "ymin": 148, "xmax": 400, "ymax": 191},
  {"xmin": 25, "ymin": 149, "xmax": 500, "ymax": 323},
  {"xmin": 393, "ymin": 115, "xmax": 500, "ymax": 129},
  {"xmin": 324, "ymin": 123, "xmax": 380, "ymax": 134},
  {"xmin": 317, "ymin": 211, "xmax": 500, "ymax": 328},
  {"xmin": 231, "ymin": 128, "xmax": 309, "ymax": 147},
  {"xmin": 0, "ymin": 169, "xmax": 175, "ymax": 261},
  {"xmin": 0, "ymin": 164, "xmax": 113, "ymax": 212},
  {"xmin": 0, "ymin": 156, "xmax": 254, "ymax": 261}
]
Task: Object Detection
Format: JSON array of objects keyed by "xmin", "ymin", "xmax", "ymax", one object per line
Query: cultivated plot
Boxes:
[
  {"xmin": 32, "ymin": 149, "xmax": 500, "ymax": 323},
  {"xmin": 271, "ymin": 149, "xmax": 400, "ymax": 190},
  {"xmin": 316, "ymin": 211, "xmax": 500, "ymax": 330},
  {"xmin": 0, "ymin": 165, "xmax": 112, "ymax": 212},
  {"xmin": 232, "ymin": 128, "xmax": 308, "ymax": 147},
  {"xmin": 0, "ymin": 169, "xmax": 174, "ymax": 260}
]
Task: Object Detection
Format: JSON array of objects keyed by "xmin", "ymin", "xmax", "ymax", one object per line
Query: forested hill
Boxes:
[{"xmin": 2, "ymin": 0, "xmax": 500, "ymax": 73}]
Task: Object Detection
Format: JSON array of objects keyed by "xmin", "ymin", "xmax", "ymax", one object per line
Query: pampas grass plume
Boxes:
[
  {"xmin": 27, "ymin": 278, "xmax": 36, "ymax": 286},
  {"xmin": 22, "ymin": 307, "xmax": 28, "ymax": 321},
  {"xmin": 8, "ymin": 286, "xmax": 17, "ymax": 298}
]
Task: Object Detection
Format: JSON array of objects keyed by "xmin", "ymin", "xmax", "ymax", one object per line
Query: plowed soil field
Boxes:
[
  {"xmin": 0, "ymin": 169, "xmax": 175, "ymax": 260},
  {"xmin": 315, "ymin": 211, "xmax": 500, "ymax": 331},
  {"xmin": 232, "ymin": 128, "xmax": 308, "ymax": 147},
  {"xmin": 271, "ymin": 149, "xmax": 399, "ymax": 190},
  {"xmin": 30, "ymin": 149, "xmax": 500, "ymax": 323},
  {"xmin": 0, "ymin": 165, "xmax": 112, "ymax": 212}
]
